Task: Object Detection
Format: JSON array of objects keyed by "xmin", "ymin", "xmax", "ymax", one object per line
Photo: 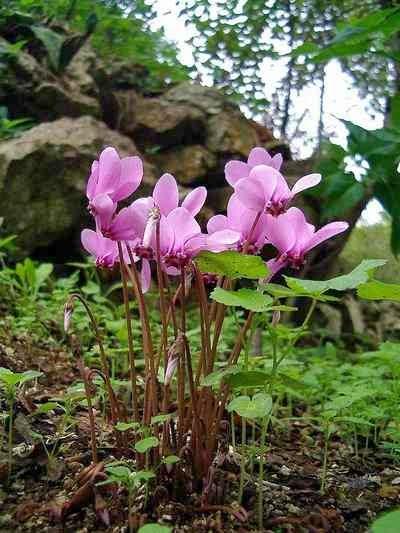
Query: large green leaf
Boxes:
[
  {"xmin": 135, "ymin": 436, "xmax": 159, "ymax": 454},
  {"xmin": 195, "ymin": 251, "xmax": 268, "ymax": 279},
  {"xmin": 31, "ymin": 26, "xmax": 63, "ymax": 71},
  {"xmin": 371, "ymin": 509, "xmax": 400, "ymax": 533},
  {"xmin": 0, "ymin": 368, "xmax": 42, "ymax": 388},
  {"xmin": 358, "ymin": 280, "xmax": 400, "ymax": 302},
  {"xmin": 227, "ymin": 393, "xmax": 272, "ymax": 420},
  {"xmin": 138, "ymin": 525, "xmax": 172, "ymax": 533},
  {"xmin": 210, "ymin": 287, "xmax": 273, "ymax": 311},
  {"xmin": 285, "ymin": 260, "xmax": 386, "ymax": 296}
]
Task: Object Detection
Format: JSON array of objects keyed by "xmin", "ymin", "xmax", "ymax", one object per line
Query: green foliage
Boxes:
[
  {"xmin": 0, "ymin": 107, "xmax": 33, "ymax": 139},
  {"xmin": 135, "ymin": 436, "xmax": 159, "ymax": 454},
  {"xmin": 284, "ymin": 259, "xmax": 386, "ymax": 297},
  {"xmin": 210, "ymin": 287, "xmax": 273, "ymax": 312},
  {"xmin": 0, "ymin": 367, "xmax": 42, "ymax": 393},
  {"xmin": 371, "ymin": 509, "xmax": 400, "ymax": 533},
  {"xmin": 358, "ymin": 280, "xmax": 400, "ymax": 301},
  {"xmin": 1, "ymin": 0, "xmax": 190, "ymax": 88},
  {"xmin": 227, "ymin": 393, "xmax": 272, "ymax": 420},
  {"xmin": 139, "ymin": 524, "xmax": 172, "ymax": 533},
  {"xmin": 195, "ymin": 251, "xmax": 268, "ymax": 279}
]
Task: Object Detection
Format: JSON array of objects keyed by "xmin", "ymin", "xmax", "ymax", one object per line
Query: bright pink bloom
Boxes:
[
  {"xmin": 158, "ymin": 207, "xmax": 238, "ymax": 275},
  {"xmin": 87, "ymin": 147, "xmax": 143, "ymax": 230},
  {"xmin": 86, "ymin": 147, "xmax": 143, "ymax": 203},
  {"xmin": 207, "ymin": 194, "xmax": 268, "ymax": 254},
  {"xmin": 81, "ymin": 229, "xmax": 119, "ymax": 269},
  {"xmin": 265, "ymin": 208, "xmax": 348, "ymax": 275},
  {"xmin": 225, "ymin": 147, "xmax": 283, "ymax": 187},
  {"xmin": 235, "ymin": 165, "xmax": 321, "ymax": 216},
  {"xmin": 152, "ymin": 173, "xmax": 207, "ymax": 216}
]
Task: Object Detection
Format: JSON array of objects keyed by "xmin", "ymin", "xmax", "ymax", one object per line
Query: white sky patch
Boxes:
[{"xmin": 152, "ymin": 1, "xmax": 386, "ymax": 225}]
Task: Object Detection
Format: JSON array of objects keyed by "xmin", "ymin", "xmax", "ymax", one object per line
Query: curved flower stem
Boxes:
[
  {"xmin": 76, "ymin": 356, "xmax": 98, "ymax": 464},
  {"xmin": 155, "ymin": 221, "xmax": 169, "ymax": 374},
  {"xmin": 117, "ymin": 243, "xmax": 139, "ymax": 422},
  {"xmin": 125, "ymin": 248, "xmax": 158, "ymax": 424},
  {"xmin": 67, "ymin": 293, "xmax": 120, "ymax": 423}
]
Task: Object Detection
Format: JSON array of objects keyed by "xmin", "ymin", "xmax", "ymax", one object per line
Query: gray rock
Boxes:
[{"xmin": 0, "ymin": 116, "xmax": 155, "ymax": 256}]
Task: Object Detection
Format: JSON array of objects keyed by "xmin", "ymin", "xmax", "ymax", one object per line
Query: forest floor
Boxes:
[{"xmin": 0, "ymin": 331, "xmax": 399, "ymax": 533}]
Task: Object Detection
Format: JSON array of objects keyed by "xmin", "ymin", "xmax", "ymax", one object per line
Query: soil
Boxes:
[{"xmin": 0, "ymin": 332, "xmax": 398, "ymax": 533}]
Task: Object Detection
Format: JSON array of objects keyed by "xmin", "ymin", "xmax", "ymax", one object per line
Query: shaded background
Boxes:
[{"xmin": 0, "ymin": 0, "xmax": 399, "ymax": 285}]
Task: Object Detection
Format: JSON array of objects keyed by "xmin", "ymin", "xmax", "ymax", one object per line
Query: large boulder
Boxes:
[{"xmin": 0, "ymin": 116, "xmax": 155, "ymax": 256}]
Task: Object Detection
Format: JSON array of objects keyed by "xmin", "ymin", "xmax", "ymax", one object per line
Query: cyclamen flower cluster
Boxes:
[{"xmin": 82, "ymin": 146, "xmax": 349, "ymax": 287}]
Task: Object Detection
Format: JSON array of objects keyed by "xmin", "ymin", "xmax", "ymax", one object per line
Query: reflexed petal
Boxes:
[
  {"xmin": 248, "ymin": 165, "xmax": 279, "ymax": 201},
  {"xmin": 140, "ymin": 258, "xmax": 151, "ymax": 293},
  {"xmin": 153, "ymin": 173, "xmax": 179, "ymax": 215},
  {"xmin": 304, "ymin": 221, "xmax": 349, "ymax": 253},
  {"xmin": 207, "ymin": 214, "xmax": 229, "ymax": 234},
  {"xmin": 167, "ymin": 207, "xmax": 201, "ymax": 247},
  {"xmin": 86, "ymin": 160, "xmax": 99, "ymax": 199},
  {"xmin": 247, "ymin": 147, "xmax": 272, "ymax": 167},
  {"xmin": 185, "ymin": 234, "xmax": 207, "ymax": 255},
  {"xmin": 265, "ymin": 211, "xmax": 297, "ymax": 253},
  {"xmin": 98, "ymin": 147, "xmax": 121, "ymax": 194},
  {"xmin": 266, "ymin": 257, "xmax": 288, "ymax": 277},
  {"xmin": 108, "ymin": 206, "xmax": 143, "ymax": 241},
  {"xmin": 271, "ymin": 153, "xmax": 283, "ymax": 170},
  {"xmin": 235, "ymin": 177, "xmax": 266, "ymax": 212},
  {"xmin": 159, "ymin": 215, "xmax": 174, "ymax": 254},
  {"xmin": 207, "ymin": 229, "xmax": 240, "ymax": 252},
  {"xmin": 225, "ymin": 160, "xmax": 250, "ymax": 186},
  {"xmin": 81, "ymin": 229, "xmax": 101, "ymax": 256},
  {"xmin": 90, "ymin": 193, "xmax": 117, "ymax": 231},
  {"xmin": 272, "ymin": 173, "xmax": 291, "ymax": 202},
  {"xmin": 181, "ymin": 186, "xmax": 207, "ymax": 215},
  {"xmin": 112, "ymin": 156, "xmax": 143, "ymax": 201},
  {"xmin": 130, "ymin": 197, "xmax": 153, "ymax": 238},
  {"xmin": 291, "ymin": 173, "xmax": 321, "ymax": 196}
]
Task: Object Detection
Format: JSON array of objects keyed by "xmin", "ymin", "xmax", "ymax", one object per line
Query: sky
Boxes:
[{"xmin": 151, "ymin": 1, "xmax": 384, "ymax": 224}]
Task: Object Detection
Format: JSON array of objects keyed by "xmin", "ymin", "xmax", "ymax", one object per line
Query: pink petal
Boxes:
[
  {"xmin": 291, "ymin": 173, "xmax": 321, "ymax": 196},
  {"xmin": 108, "ymin": 206, "xmax": 143, "ymax": 241},
  {"xmin": 159, "ymin": 215, "xmax": 174, "ymax": 254},
  {"xmin": 81, "ymin": 229, "xmax": 101, "ymax": 256},
  {"xmin": 266, "ymin": 257, "xmax": 288, "ymax": 277},
  {"xmin": 271, "ymin": 153, "xmax": 283, "ymax": 170},
  {"xmin": 235, "ymin": 177, "xmax": 266, "ymax": 212},
  {"xmin": 207, "ymin": 214, "xmax": 229, "ymax": 234},
  {"xmin": 90, "ymin": 193, "xmax": 117, "ymax": 231},
  {"xmin": 225, "ymin": 160, "xmax": 250, "ymax": 186},
  {"xmin": 185, "ymin": 234, "xmax": 208, "ymax": 255},
  {"xmin": 130, "ymin": 197, "xmax": 154, "ymax": 238},
  {"xmin": 112, "ymin": 156, "xmax": 143, "ymax": 201},
  {"xmin": 86, "ymin": 160, "xmax": 99, "ymax": 200},
  {"xmin": 167, "ymin": 207, "xmax": 201, "ymax": 247},
  {"xmin": 98, "ymin": 147, "xmax": 121, "ymax": 194},
  {"xmin": 304, "ymin": 221, "xmax": 349, "ymax": 253},
  {"xmin": 181, "ymin": 186, "xmax": 207, "ymax": 215},
  {"xmin": 207, "ymin": 230, "xmax": 240, "ymax": 252},
  {"xmin": 153, "ymin": 173, "xmax": 179, "ymax": 216},
  {"xmin": 272, "ymin": 173, "xmax": 291, "ymax": 203},
  {"xmin": 265, "ymin": 211, "xmax": 297, "ymax": 254},
  {"xmin": 247, "ymin": 147, "xmax": 272, "ymax": 167},
  {"xmin": 249, "ymin": 165, "xmax": 279, "ymax": 201},
  {"xmin": 140, "ymin": 259, "xmax": 151, "ymax": 293}
]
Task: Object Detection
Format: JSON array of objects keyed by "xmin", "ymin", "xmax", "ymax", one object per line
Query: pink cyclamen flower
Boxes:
[
  {"xmin": 265, "ymin": 207, "xmax": 349, "ymax": 275},
  {"xmin": 225, "ymin": 147, "xmax": 283, "ymax": 187},
  {"xmin": 207, "ymin": 193, "xmax": 268, "ymax": 254},
  {"xmin": 158, "ymin": 207, "xmax": 238, "ymax": 275},
  {"xmin": 152, "ymin": 172, "xmax": 207, "ymax": 216},
  {"xmin": 81, "ymin": 229, "xmax": 119, "ymax": 269},
  {"xmin": 235, "ymin": 165, "xmax": 321, "ymax": 216},
  {"xmin": 87, "ymin": 147, "xmax": 143, "ymax": 229}
]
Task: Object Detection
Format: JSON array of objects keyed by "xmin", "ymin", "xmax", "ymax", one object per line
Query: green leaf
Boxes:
[
  {"xmin": 210, "ymin": 287, "xmax": 273, "ymax": 311},
  {"xmin": 34, "ymin": 402, "xmax": 60, "ymax": 415},
  {"xmin": 225, "ymin": 370, "xmax": 271, "ymax": 389},
  {"xmin": 115, "ymin": 422, "xmax": 141, "ymax": 432},
  {"xmin": 0, "ymin": 368, "xmax": 42, "ymax": 388},
  {"xmin": 135, "ymin": 436, "xmax": 159, "ymax": 454},
  {"xmin": 31, "ymin": 26, "xmax": 63, "ymax": 71},
  {"xmin": 358, "ymin": 280, "xmax": 400, "ymax": 302},
  {"xmin": 285, "ymin": 259, "xmax": 386, "ymax": 296},
  {"xmin": 371, "ymin": 509, "xmax": 400, "ymax": 533},
  {"xmin": 151, "ymin": 414, "xmax": 172, "ymax": 425},
  {"xmin": 195, "ymin": 251, "xmax": 268, "ymax": 279},
  {"xmin": 201, "ymin": 366, "xmax": 240, "ymax": 387},
  {"xmin": 227, "ymin": 393, "xmax": 272, "ymax": 420},
  {"xmin": 162, "ymin": 455, "xmax": 180, "ymax": 465},
  {"xmin": 138, "ymin": 524, "xmax": 172, "ymax": 533}
]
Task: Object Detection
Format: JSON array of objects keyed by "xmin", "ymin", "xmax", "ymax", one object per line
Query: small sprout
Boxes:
[{"xmin": 64, "ymin": 299, "xmax": 74, "ymax": 332}]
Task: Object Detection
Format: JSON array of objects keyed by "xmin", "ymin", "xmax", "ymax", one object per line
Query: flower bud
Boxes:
[
  {"xmin": 142, "ymin": 206, "xmax": 160, "ymax": 249},
  {"xmin": 64, "ymin": 300, "xmax": 74, "ymax": 333}
]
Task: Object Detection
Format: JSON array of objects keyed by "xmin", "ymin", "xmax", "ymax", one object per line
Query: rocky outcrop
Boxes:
[
  {"xmin": 0, "ymin": 29, "xmax": 291, "ymax": 257},
  {"xmin": 0, "ymin": 117, "xmax": 155, "ymax": 255}
]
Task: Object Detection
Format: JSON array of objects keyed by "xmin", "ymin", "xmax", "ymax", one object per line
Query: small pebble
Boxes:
[{"xmin": 280, "ymin": 465, "xmax": 291, "ymax": 476}]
